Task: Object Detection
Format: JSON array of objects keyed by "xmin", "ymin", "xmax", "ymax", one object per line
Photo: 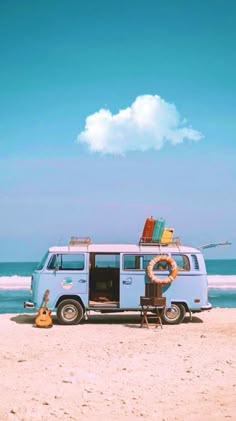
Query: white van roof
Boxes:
[{"xmin": 49, "ymin": 243, "xmax": 200, "ymax": 254}]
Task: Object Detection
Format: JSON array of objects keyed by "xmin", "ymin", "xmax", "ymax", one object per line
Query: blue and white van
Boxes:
[{"xmin": 24, "ymin": 238, "xmax": 212, "ymax": 325}]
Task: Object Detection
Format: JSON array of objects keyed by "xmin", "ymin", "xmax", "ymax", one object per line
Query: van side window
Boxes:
[
  {"xmin": 191, "ymin": 254, "xmax": 200, "ymax": 270},
  {"xmin": 172, "ymin": 254, "xmax": 190, "ymax": 271},
  {"xmin": 123, "ymin": 255, "xmax": 163, "ymax": 270},
  {"xmin": 143, "ymin": 255, "xmax": 159, "ymax": 270},
  {"xmin": 123, "ymin": 255, "xmax": 141, "ymax": 270},
  {"xmin": 47, "ymin": 254, "xmax": 85, "ymax": 270},
  {"xmin": 94, "ymin": 254, "xmax": 120, "ymax": 268}
]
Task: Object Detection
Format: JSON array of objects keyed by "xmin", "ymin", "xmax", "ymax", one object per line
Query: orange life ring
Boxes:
[{"xmin": 146, "ymin": 255, "xmax": 178, "ymax": 285}]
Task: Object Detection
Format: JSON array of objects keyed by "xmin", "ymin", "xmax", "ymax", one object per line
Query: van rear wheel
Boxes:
[
  {"xmin": 162, "ymin": 303, "xmax": 186, "ymax": 325},
  {"xmin": 57, "ymin": 299, "xmax": 84, "ymax": 325}
]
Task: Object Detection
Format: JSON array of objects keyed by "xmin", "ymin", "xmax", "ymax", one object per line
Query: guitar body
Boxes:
[
  {"xmin": 35, "ymin": 307, "xmax": 52, "ymax": 328},
  {"xmin": 34, "ymin": 289, "xmax": 53, "ymax": 328}
]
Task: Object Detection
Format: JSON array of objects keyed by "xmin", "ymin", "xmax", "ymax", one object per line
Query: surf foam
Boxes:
[
  {"xmin": 0, "ymin": 276, "xmax": 31, "ymax": 290},
  {"xmin": 207, "ymin": 275, "xmax": 236, "ymax": 289}
]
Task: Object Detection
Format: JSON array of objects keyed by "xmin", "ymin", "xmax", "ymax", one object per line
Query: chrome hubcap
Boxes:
[
  {"xmin": 165, "ymin": 305, "xmax": 180, "ymax": 320},
  {"xmin": 62, "ymin": 305, "xmax": 78, "ymax": 321}
]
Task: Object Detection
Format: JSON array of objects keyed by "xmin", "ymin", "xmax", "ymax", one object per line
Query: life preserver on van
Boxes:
[{"xmin": 146, "ymin": 255, "xmax": 178, "ymax": 285}]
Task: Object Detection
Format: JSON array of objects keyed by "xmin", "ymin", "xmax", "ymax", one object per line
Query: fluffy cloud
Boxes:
[{"xmin": 77, "ymin": 95, "xmax": 203, "ymax": 154}]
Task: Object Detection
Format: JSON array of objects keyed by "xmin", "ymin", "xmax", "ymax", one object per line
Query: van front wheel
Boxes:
[
  {"xmin": 57, "ymin": 299, "xmax": 84, "ymax": 325},
  {"xmin": 162, "ymin": 303, "xmax": 186, "ymax": 325}
]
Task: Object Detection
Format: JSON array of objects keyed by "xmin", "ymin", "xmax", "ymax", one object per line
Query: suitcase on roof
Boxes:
[
  {"xmin": 141, "ymin": 217, "xmax": 155, "ymax": 242},
  {"xmin": 160, "ymin": 228, "xmax": 174, "ymax": 244},
  {"xmin": 152, "ymin": 218, "xmax": 165, "ymax": 242}
]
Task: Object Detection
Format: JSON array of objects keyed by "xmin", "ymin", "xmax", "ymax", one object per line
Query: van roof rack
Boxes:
[
  {"xmin": 69, "ymin": 236, "xmax": 92, "ymax": 246},
  {"xmin": 139, "ymin": 237, "xmax": 182, "ymax": 246}
]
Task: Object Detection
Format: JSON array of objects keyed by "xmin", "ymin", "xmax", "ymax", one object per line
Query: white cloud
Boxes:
[{"xmin": 76, "ymin": 95, "xmax": 203, "ymax": 154}]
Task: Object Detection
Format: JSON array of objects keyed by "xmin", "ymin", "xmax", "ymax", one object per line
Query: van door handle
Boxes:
[
  {"xmin": 123, "ymin": 278, "xmax": 132, "ymax": 285},
  {"xmin": 78, "ymin": 279, "xmax": 86, "ymax": 283}
]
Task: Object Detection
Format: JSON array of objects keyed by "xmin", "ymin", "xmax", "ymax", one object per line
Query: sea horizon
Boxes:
[{"xmin": 0, "ymin": 259, "xmax": 235, "ymax": 313}]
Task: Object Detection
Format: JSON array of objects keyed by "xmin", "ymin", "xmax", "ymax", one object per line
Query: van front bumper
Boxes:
[
  {"xmin": 201, "ymin": 302, "xmax": 212, "ymax": 310},
  {"xmin": 24, "ymin": 301, "xmax": 35, "ymax": 309}
]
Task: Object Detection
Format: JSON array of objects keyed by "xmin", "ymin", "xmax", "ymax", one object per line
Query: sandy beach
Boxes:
[{"xmin": 0, "ymin": 309, "xmax": 235, "ymax": 421}]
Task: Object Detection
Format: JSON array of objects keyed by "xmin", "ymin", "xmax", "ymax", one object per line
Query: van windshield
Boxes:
[{"xmin": 36, "ymin": 251, "xmax": 49, "ymax": 270}]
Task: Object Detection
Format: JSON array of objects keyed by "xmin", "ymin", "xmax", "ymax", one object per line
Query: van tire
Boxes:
[
  {"xmin": 162, "ymin": 303, "xmax": 186, "ymax": 325},
  {"xmin": 57, "ymin": 299, "xmax": 84, "ymax": 325}
]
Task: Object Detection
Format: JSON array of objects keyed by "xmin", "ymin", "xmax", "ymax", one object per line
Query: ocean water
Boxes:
[{"xmin": 0, "ymin": 260, "xmax": 235, "ymax": 314}]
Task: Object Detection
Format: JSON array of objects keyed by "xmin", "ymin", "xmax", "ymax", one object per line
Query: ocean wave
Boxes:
[
  {"xmin": 207, "ymin": 275, "xmax": 236, "ymax": 289},
  {"xmin": 1, "ymin": 274, "xmax": 236, "ymax": 290},
  {"xmin": 0, "ymin": 276, "xmax": 31, "ymax": 290}
]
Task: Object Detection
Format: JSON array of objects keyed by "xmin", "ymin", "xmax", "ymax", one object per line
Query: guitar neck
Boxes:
[{"xmin": 41, "ymin": 289, "xmax": 50, "ymax": 308}]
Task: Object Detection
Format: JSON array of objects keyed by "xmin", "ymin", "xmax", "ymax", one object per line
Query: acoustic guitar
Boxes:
[{"xmin": 35, "ymin": 289, "xmax": 53, "ymax": 328}]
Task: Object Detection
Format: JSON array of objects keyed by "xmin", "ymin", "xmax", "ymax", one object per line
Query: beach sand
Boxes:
[{"xmin": 1, "ymin": 308, "xmax": 236, "ymax": 421}]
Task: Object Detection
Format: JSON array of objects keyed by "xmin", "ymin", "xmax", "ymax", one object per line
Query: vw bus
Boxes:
[{"xmin": 24, "ymin": 237, "xmax": 212, "ymax": 325}]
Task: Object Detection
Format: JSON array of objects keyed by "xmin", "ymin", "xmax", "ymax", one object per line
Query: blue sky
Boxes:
[{"xmin": 0, "ymin": 0, "xmax": 235, "ymax": 261}]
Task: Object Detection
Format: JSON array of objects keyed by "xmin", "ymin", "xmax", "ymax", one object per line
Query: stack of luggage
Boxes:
[{"xmin": 140, "ymin": 216, "xmax": 174, "ymax": 245}]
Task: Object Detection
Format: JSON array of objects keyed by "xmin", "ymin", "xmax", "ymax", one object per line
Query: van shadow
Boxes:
[
  {"xmin": 125, "ymin": 314, "xmax": 203, "ymax": 329},
  {"xmin": 10, "ymin": 313, "xmax": 203, "ymax": 326},
  {"xmin": 83, "ymin": 312, "xmax": 203, "ymax": 325},
  {"xmin": 10, "ymin": 314, "xmax": 61, "ymax": 325},
  {"xmin": 11, "ymin": 314, "xmax": 36, "ymax": 324},
  {"xmin": 10, "ymin": 313, "xmax": 142, "ymax": 326},
  {"xmin": 85, "ymin": 313, "xmax": 141, "ymax": 325},
  {"xmin": 184, "ymin": 315, "xmax": 203, "ymax": 323}
]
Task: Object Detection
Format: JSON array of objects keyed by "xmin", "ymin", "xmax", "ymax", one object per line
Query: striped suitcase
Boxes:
[
  {"xmin": 141, "ymin": 217, "xmax": 155, "ymax": 242},
  {"xmin": 152, "ymin": 218, "xmax": 165, "ymax": 242}
]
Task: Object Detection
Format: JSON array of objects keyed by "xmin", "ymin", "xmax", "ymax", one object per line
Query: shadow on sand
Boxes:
[
  {"xmin": 10, "ymin": 312, "xmax": 203, "ymax": 326},
  {"xmin": 11, "ymin": 314, "xmax": 37, "ymax": 325}
]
